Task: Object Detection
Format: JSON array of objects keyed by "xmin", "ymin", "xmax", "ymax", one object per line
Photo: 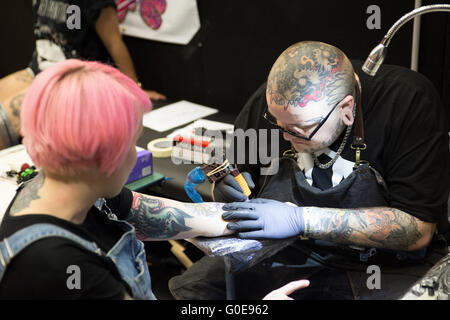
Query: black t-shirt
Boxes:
[
  {"xmin": 233, "ymin": 60, "xmax": 450, "ymax": 234},
  {"xmin": 30, "ymin": 0, "xmax": 116, "ymax": 75},
  {"xmin": 0, "ymin": 186, "xmax": 134, "ymax": 299}
]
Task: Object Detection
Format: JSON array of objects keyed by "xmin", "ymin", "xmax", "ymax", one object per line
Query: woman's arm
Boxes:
[
  {"xmin": 95, "ymin": 7, "xmax": 166, "ymax": 100},
  {"xmin": 95, "ymin": 7, "xmax": 138, "ymax": 82},
  {"xmin": 126, "ymin": 192, "xmax": 233, "ymax": 241}
]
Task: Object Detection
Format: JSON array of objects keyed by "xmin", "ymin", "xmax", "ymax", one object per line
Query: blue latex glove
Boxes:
[
  {"xmin": 222, "ymin": 198, "xmax": 304, "ymax": 239},
  {"xmin": 213, "ymin": 171, "xmax": 255, "ymax": 203}
]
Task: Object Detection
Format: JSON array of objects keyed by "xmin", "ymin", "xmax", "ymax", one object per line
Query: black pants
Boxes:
[
  {"xmin": 168, "ymin": 244, "xmax": 439, "ymax": 300},
  {"xmin": 168, "ymin": 245, "xmax": 355, "ymax": 300}
]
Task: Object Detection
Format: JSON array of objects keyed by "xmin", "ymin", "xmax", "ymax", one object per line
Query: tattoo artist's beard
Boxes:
[
  {"xmin": 291, "ymin": 120, "xmax": 345, "ymax": 154},
  {"xmin": 290, "ymin": 140, "xmax": 314, "ymax": 153}
]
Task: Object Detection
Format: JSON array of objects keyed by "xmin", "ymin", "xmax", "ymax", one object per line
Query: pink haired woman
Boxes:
[
  {"xmin": 0, "ymin": 59, "xmax": 308, "ymax": 300},
  {"xmin": 0, "ymin": 59, "xmax": 232, "ymax": 299}
]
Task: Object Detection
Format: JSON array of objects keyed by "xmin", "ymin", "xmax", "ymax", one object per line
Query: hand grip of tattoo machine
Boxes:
[{"xmin": 230, "ymin": 169, "xmax": 251, "ymax": 198}]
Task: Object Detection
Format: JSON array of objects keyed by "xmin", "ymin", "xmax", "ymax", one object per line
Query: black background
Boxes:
[
  {"xmin": 0, "ymin": 0, "xmax": 449, "ymax": 301},
  {"xmin": 0, "ymin": 0, "xmax": 449, "ymax": 120}
]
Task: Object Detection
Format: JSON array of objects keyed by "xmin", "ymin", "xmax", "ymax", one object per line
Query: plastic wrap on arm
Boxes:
[{"xmin": 187, "ymin": 236, "xmax": 296, "ymax": 273}]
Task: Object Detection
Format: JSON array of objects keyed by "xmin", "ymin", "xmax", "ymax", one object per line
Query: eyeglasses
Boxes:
[{"xmin": 263, "ymin": 100, "xmax": 340, "ymax": 141}]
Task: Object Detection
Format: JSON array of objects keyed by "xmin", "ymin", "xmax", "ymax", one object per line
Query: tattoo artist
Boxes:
[{"xmin": 169, "ymin": 41, "xmax": 450, "ymax": 300}]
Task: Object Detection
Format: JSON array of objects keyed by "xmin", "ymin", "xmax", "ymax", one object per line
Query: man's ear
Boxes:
[{"xmin": 339, "ymin": 95, "xmax": 355, "ymax": 126}]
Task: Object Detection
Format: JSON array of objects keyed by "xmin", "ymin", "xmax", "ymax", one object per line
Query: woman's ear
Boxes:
[{"xmin": 340, "ymin": 95, "xmax": 355, "ymax": 126}]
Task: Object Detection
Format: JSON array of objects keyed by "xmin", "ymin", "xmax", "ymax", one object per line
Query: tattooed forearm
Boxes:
[
  {"xmin": 10, "ymin": 172, "xmax": 45, "ymax": 215},
  {"xmin": 184, "ymin": 202, "xmax": 224, "ymax": 217},
  {"xmin": 127, "ymin": 193, "xmax": 193, "ymax": 240},
  {"xmin": 127, "ymin": 192, "xmax": 232, "ymax": 241},
  {"xmin": 302, "ymin": 207, "xmax": 427, "ymax": 251}
]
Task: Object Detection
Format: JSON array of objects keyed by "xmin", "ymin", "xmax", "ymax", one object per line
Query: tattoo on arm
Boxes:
[
  {"xmin": 302, "ymin": 207, "xmax": 423, "ymax": 250},
  {"xmin": 9, "ymin": 93, "xmax": 25, "ymax": 118},
  {"xmin": 10, "ymin": 172, "xmax": 45, "ymax": 215},
  {"xmin": 126, "ymin": 192, "xmax": 230, "ymax": 241},
  {"xmin": 16, "ymin": 70, "xmax": 33, "ymax": 83},
  {"xmin": 183, "ymin": 202, "xmax": 224, "ymax": 217},
  {"xmin": 126, "ymin": 193, "xmax": 193, "ymax": 240}
]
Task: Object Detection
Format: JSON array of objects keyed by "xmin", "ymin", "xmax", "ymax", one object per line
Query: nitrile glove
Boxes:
[
  {"xmin": 213, "ymin": 171, "xmax": 255, "ymax": 203},
  {"xmin": 222, "ymin": 198, "xmax": 304, "ymax": 239}
]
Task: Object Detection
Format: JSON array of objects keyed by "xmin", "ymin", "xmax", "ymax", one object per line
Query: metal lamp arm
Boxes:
[{"xmin": 363, "ymin": 4, "xmax": 450, "ymax": 76}]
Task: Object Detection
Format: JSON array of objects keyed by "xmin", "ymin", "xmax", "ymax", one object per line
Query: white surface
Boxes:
[
  {"xmin": 166, "ymin": 119, "xmax": 234, "ymax": 139},
  {"xmin": 118, "ymin": 0, "xmax": 200, "ymax": 45},
  {"xmin": 167, "ymin": 119, "xmax": 234, "ymax": 165},
  {"xmin": 0, "ymin": 144, "xmax": 34, "ymax": 172},
  {"xmin": 143, "ymin": 100, "xmax": 218, "ymax": 132}
]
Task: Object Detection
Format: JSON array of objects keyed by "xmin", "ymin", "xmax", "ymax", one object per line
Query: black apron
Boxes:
[
  {"xmin": 252, "ymin": 80, "xmax": 444, "ymax": 299},
  {"xmin": 256, "ymin": 155, "xmax": 440, "ymax": 299}
]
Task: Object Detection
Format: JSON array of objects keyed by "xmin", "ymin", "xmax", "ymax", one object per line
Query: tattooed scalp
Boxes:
[{"xmin": 267, "ymin": 41, "xmax": 356, "ymax": 111}]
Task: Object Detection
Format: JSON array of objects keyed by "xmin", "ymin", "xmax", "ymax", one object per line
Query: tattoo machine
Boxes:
[
  {"xmin": 184, "ymin": 159, "xmax": 251, "ymax": 203},
  {"xmin": 184, "ymin": 167, "xmax": 207, "ymax": 203},
  {"xmin": 201, "ymin": 158, "xmax": 251, "ymax": 197},
  {"xmin": 182, "ymin": 126, "xmax": 251, "ymax": 201},
  {"xmin": 6, "ymin": 163, "xmax": 39, "ymax": 184}
]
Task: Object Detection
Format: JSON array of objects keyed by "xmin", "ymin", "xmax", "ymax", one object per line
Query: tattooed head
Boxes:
[{"xmin": 267, "ymin": 41, "xmax": 356, "ymax": 111}]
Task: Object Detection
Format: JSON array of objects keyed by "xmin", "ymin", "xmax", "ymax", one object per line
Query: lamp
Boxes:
[{"xmin": 362, "ymin": 4, "xmax": 450, "ymax": 76}]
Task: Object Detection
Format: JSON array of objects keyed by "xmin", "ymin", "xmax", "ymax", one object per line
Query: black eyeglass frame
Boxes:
[{"xmin": 263, "ymin": 85, "xmax": 358, "ymax": 141}]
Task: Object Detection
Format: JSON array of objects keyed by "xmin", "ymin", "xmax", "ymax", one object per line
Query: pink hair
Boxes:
[{"xmin": 21, "ymin": 59, "xmax": 152, "ymax": 176}]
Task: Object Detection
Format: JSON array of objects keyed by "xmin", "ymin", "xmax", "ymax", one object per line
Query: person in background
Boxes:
[{"xmin": 29, "ymin": 0, "xmax": 166, "ymax": 100}]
